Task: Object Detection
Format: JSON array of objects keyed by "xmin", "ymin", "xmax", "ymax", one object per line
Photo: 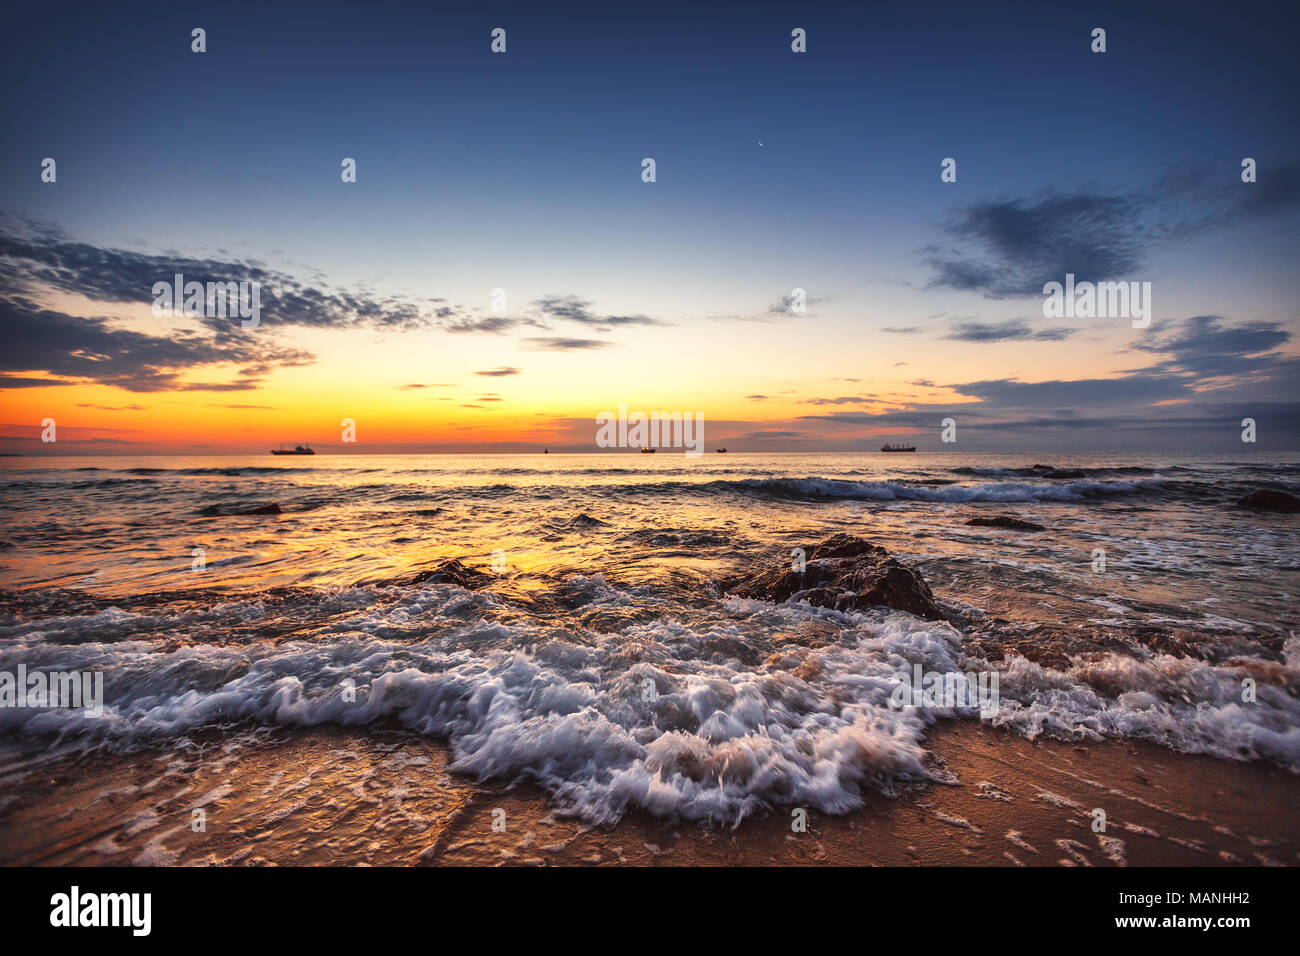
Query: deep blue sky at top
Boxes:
[{"xmin": 3, "ymin": 0, "xmax": 1296, "ymax": 318}]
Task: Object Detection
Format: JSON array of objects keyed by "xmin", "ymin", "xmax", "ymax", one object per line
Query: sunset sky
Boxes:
[{"xmin": 2, "ymin": 0, "xmax": 1297, "ymax": 453}]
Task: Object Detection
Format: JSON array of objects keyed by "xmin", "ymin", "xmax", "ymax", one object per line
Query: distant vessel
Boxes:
[
  {"xmin": 271, "ymin": 443, "xmax": 315, "ymax": 456},
  {"xmin": 543, "ymin": 448, "xmax": 549, "ymax": 454},
  {"xmin": 716, "ymin": 448, "xmax": 727, "ymax": 453},
  {"xmin": 640, "ymin": 447, "xmax": 656, "ymax": 454},
  {"xmin": 880, "ymin": 443, "xmax": 916, "ymax": 453}
]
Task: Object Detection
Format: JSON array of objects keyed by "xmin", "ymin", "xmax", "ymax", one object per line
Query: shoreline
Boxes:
[{"xmin": 2, "ymin": 721, "xmax": 1294, "ymax": 867}]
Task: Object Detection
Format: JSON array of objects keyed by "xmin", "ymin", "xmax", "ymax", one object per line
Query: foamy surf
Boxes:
[{"xmin": 2, "ymin": 575, "xmax": 1295, "ymax": 826}]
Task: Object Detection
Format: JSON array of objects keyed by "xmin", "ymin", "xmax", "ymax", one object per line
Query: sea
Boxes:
[{"xmin": 1, "ymin": 451, "xmax": 1297, "ymax": 826}]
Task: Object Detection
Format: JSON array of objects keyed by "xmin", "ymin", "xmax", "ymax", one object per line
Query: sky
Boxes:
[{"xmin": 1, "ymin": 0, "xmax": 1298, "ymax": 454}]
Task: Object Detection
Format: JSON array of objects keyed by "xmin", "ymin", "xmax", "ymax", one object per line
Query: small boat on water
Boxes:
[
  {"xmin": 271, "ymin": 443, "xmax": 315, "ymax": 456},
  {"xmin": 640, "ymin": 447, "xmax": 656, "ymax": 454},
  {"xmin": 880, "ymin": 443, "xmax": 916, "ymax": 453},
  {"xmin": 716, "ymin": 448, "xmax": 727, "ymax": 453}
]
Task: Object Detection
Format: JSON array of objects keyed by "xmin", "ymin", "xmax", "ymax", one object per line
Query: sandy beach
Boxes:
[{"xmin": 3, "ymin": 720, "xmax": 1294, "ymax": 867}]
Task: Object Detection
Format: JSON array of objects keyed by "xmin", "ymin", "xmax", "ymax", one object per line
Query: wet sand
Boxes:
[{"xmin": 2, "ymin": 722, "xmax": 1295, "ymax": 866}]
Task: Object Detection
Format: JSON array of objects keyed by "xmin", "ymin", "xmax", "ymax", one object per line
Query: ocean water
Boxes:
[{"xmin": 1, "ymin": 452, "xmax": 1298, "ymax": 825}]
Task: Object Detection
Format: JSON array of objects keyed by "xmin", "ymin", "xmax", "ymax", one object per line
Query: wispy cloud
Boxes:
[
  {"xmin": 945, "ymin": 319, "xmax": 1075, "ymax": 342},
  {"xmin": 531, "ymin": 294, "xmax": 666, "ymax": 328},
  {"xmin": 444, "ymin": 315, "xmax": 540, "ymax": 334},
  {"xmin": 0, "ymin": 217, "xmax": 441, "ymax": 332},
  {"xmin": 768, "ymin": 292, "xmax": 825, "ymax": 316},
  {"xmin": 0, "ymin": 295, "xmax": 313, "ymax": 392},
  {"xmin": 793, "ymin": 314, "xmax": 1299, "ymax": 441},
  {"xmin": 923, "ymin": 163, "xmax": 1300, "ymax": 298},
  {"xmin": 741, "ymin": 429, "xmax": 813, "ymax": 440},
  {"xmin": 800, "ymin": 395, "xmax": 879, "ymax": 406},
  {"xmin": 520, "ymin": 337, "xmax": 612, "ymax": 351},
  {"xmin": 1128, "ymin": 313, "xmax": 1294, "ymax": 380}
]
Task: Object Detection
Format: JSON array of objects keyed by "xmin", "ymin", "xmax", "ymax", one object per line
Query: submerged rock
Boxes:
[
  {"xmin": 1237, "ymin": 490, "xmax": 1300, "ymax": 513},
  {"xmin": 966, "ymin": 515, "xmax": 1047, "ymax": 532},
  {"xmin": 722, "ymin": 532, "xmax": 944, "ymax": 620},
  {"xmin": 376, "ymin": 558, "xmax": 493, "ymax": 589},
  {"xmin": 199, "ymin": 502, "xmax": 282, "ymax": 516},
  {"xmin": 1030, "ymin": 465, "xmax": 1086, "ymax": 479}
]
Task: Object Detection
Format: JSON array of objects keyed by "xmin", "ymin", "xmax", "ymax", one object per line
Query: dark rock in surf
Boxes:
[
  {"xmin": 966, "ymin": 515, "xmax": 1047, "ymax": 532},
  {"xmin": 199, "ymin": 502, "xmax": 282, "ymax": 516},
  {"xmin": 374, "ymin": 558, "xmax": 493, "ymax": 589},
  {"xmin": 961, "ymin": 619, "xmax": 1285, "ymax": 671},
  {"xmin": 409, "ymin": 558, "xmax": 494, "ymax": 589},
  {"xmin": 722, "ymin": 532, "xmax": 944, "ymax": 621},
  {"xmin": 1237, "ymin": 490, "xmax": 1300, "ymax": 513},
  {"xmin": 699, "ymin": 636, "xmax": 764, "ymax": 665},
  {"xmin": 1030, "ymin": 465, "xmax": 1086, "ymax": 479}
]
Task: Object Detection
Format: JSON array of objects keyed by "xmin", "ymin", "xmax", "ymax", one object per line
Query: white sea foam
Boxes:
[{"xmin": 2, "ymin": 581, "xmax": 1296, "ymax": 825}]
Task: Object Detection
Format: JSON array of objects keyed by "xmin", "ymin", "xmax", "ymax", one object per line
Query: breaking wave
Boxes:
[
  {"xmin": 722, "ymin": 476, "xmax": 1171, "ymax": 503},
  {"xmin": 1, "ymin": 581, "xmax": 1295, "ymax": 826}
]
